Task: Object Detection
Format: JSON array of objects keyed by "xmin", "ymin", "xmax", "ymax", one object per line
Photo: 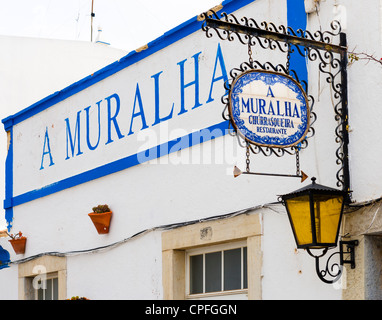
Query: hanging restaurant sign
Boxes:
[{"xmin": 229, "ymin": 70, "xmax": 310, "ymax": 148}]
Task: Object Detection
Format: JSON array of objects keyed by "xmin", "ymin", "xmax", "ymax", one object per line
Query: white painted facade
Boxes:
[
  {"xmin": 0, "ymin": 0, "xmax": 381, "ymax": 300},
  {"xmin": 0, "ymin": 35, "xmax": 127, "ymax": 230}
]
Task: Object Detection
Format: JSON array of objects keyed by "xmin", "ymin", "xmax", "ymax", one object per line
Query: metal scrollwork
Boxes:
[
  {"xmin": 307, "ymin": 248, "xmax": 342, "ymax": 284},
  {"xmin": 306, "ymin": 240, "xmax": 358, "ymax": 284},
  {"xmin": 201, "ymin": 10, "xmax": 349, "ymax": 195},
  {"xmin": 201, "ymin": 11, "xmax": 342, "ymax": 52}
]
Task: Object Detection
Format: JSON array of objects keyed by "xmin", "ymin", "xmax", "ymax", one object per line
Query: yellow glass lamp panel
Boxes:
[
  {"xmin": 313, "ymin": 194, "xmax": 343, "ymax": 245},
  {"xmin": 285, "ymin": 195, "xmax": 313, "ymax": 246}
]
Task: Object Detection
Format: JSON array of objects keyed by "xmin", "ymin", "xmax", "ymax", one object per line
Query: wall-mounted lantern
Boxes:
[{"xmin": 279, "ymin": 177, "xmax": 358, "ymax": 284}]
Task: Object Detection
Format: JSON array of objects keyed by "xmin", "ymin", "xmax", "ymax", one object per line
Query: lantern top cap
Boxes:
[{"xmin": 280, "ymin": 177, "xmax": 346, "ymax": 199}]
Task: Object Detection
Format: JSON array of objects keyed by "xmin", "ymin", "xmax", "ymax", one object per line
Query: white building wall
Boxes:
[
  {"xmin": 0, "ymin": 264, "xmax": 17, "ymax": 299},
  {"xmin": 0, "ymin": 36, "xmax": 127, "ymax": 230},
  {"xmin": 0, "ymin": 0, "xmax": 381, "ymax": 300},
  {"xmin": 261, "ymin": 205, "xmax": 342, "ymax": 299},
  {"xmin": 345, "ymin": 0, "xmax": 382, "ymax": 202},
  {"xmin": 306, "ymin": 0, "xmax": 382, "ymax": 202},
  {"xmin": 66, "ymin": 230, "xmax": 163, "ymax": 300}
]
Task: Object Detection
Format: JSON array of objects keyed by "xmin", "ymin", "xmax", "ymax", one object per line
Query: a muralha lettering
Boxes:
[
  {"xmin": 240, "ymin": 96, "xmax": 300, "ymax": 118},
  {"xmin": 39, "ymin": 43, "xmax": 228, "ymax": 170}
]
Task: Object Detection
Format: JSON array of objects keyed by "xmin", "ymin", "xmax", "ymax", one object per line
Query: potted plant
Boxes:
[
  {"xmin": 8, "ymin": 231, "xmax": 27, "ymax": 254},
  {"xmin": 88, "ymin": 204, "xmax": 112, "ymax": 234},
  {"xmin": 67, "ymin": 296, "xmax": 90, "ymax": 300}
]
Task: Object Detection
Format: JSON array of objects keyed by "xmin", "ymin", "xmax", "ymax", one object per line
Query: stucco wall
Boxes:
[
  {"xmin": 1, "ymin": 0, "xmax": 382, "ymax": 300},
  {"xmin": 342, "ymin": 202, "xmax": 382, "ymax": 300},
  {"xmin": 0, "ymin": 36, "xmax": 127, "ymax": 230}
]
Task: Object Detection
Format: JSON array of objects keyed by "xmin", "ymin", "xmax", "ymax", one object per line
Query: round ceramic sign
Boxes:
[{"xmin": 229, "ymin": 70, "xmax": 310, "ymax": 148}]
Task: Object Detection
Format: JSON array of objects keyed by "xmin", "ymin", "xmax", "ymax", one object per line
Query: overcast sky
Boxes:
[{"xmin": 0, "ymin": 0, "xmax": 220, "ymax": 52}]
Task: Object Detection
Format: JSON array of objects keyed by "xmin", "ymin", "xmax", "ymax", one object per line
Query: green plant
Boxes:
[{"xmin": 92, "ymin": 204, "xmax": 111, "ymax": 213}]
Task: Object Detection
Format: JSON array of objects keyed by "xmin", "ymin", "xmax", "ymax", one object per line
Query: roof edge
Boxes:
[{"xmin": 2, "ymin": 0, "xmax": 255, "ymax": 130}]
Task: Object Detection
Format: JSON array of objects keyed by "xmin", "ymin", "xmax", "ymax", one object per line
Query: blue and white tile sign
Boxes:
[{"xmin": 229, "ymin": 70, "xmax": 310, "ymax": 148}]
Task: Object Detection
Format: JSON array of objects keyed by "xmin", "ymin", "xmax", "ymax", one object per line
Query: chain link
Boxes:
[
  {"xmin": 286, "ymin": 44, "xmax": 291, "ymax": 74},
  {"xmin": 246, "ymin": 143, "xmax": 251, "ymax": 172},
  {"xmin": 295, "ymin": 146, "xmax": 300, "ymax": 175},
  {"xmin": 248, "ymin": 39, "xmax": 254, "ymax": 67}
]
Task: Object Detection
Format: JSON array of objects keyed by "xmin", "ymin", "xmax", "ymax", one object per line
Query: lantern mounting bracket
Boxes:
[
  {"xmin": 340, "ymin": 240, "xmax": 358, "ymax": 269},
  {"xmin": 307, "ymin": 240, "xmax": 358, "ymax": 284}
]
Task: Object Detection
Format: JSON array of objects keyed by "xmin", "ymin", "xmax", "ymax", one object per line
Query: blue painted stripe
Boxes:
[
  {"xmin": 287, "ymin": 0, "xmax": 308, "ymax": 84},
  {"xmin": 4, "ymin": 128, "xmax": 13, "ymax": 231},
  {"xmin": 11, "ymin": 120, "xmax": 229, "ymax": 207}
]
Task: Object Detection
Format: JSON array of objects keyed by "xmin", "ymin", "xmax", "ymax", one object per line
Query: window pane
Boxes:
[
  {"xmin": 53, "ymin": 278, "xmax": 58, "ymax": 300},
  {"xmin": 285, "ymin": 195, "xmax": 313, "ymax": 246},
  {"xmin": 313, "ymin": 194, "xmax": 343, "ymax": 245},
  {"xmin": 46, "ymin": 279, "xmax": 52, "ymax": 300},
  {"xmin": 37, "ymin": 287, "xmax": 44, "ymax": 300},
  {"xmin": 205, "ymin": 252, "xmax": 221, "ymax": 293},
  {"xmin": 37, "ymin": 279, "xmax": 44, "ymax": 300},
  {"xmin": 224, "ymin": 248, "xmax": 241, "ymax": 291},
  {"xmin": 190, "ymin": 255, "xmax": 203, "ymax": 294},
  {"xmin": 243, "ymin": 247, "xmax": 248, "ymax": 289}
]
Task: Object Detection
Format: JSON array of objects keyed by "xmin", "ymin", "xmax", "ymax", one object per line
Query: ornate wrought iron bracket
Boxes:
[
  {"xmin": 307, "ymin": 240, "xmax": 358, "ymax": 284},
  {"xmin": 204, "ymin": 15, "xmax": 346, "ymax": 54},
  {"xmin": 201, "ymin": 11, "xmax": 351, "ymax": 202}
]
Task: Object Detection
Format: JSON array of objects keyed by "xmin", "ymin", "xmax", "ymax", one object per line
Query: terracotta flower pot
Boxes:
[
  {"xmin": 88, "ymin": 211, "xmax": 112, "ymax": 234},
  {"xmin": 9, "ymin": 237, "xmax": 27, "ymax": 254}
]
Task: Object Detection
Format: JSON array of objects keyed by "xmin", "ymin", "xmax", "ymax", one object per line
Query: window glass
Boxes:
[
  {"xmin": 190, "ymin": 255, "xmax": 203, "ymax": 294},
  {"xmin": 37, "ymin": 283, "xmax": 43, "ymax": 300},
  {"xmin": 35, "ymin": 277, "xmax": 59, "ymax": 300},
  {"xmin": 53, "ymin": 278, "xmax": 59, "ymax": 300},
  {"xmin": 205, "ymin": 251, "xmax": 221, "ymax": 293},
  {"xmin": 224, "ymin": 248, "xmax": 241, "ymax": 291},
  {"xmin": 46, "ymin": 279, "xmax": 53, "ymax": 300},
  {"xmin": 187, "ymin": 244, "xmax": 247, "ymax": 296}
]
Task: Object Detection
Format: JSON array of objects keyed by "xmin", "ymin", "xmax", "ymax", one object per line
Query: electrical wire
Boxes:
[
  {"xmin": 343, "ymin": 201, "xmax": 382, "ymax": 240},
  {"xmin": 347, "ymin": 195, "xmax": 382, "ymax": 208},
  {"xmin": 7, "ymin": 194, "xmax": 382, "ymax": 266},
  {"xmin": 7, "ymin": 202, "xmax": 280, "ymax": 265}
]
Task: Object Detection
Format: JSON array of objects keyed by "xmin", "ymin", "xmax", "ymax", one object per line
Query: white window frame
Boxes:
[
  {"xmin": 162, "ymin": 213, "xmax": 262, "ymax": 300},
  {"xmin": 185, "ymin": 241, "xmax": 248, "ymax": 299},
  {"xmin": 18, "ymin": 255, "xmax": 66, "ymax": 300}
]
